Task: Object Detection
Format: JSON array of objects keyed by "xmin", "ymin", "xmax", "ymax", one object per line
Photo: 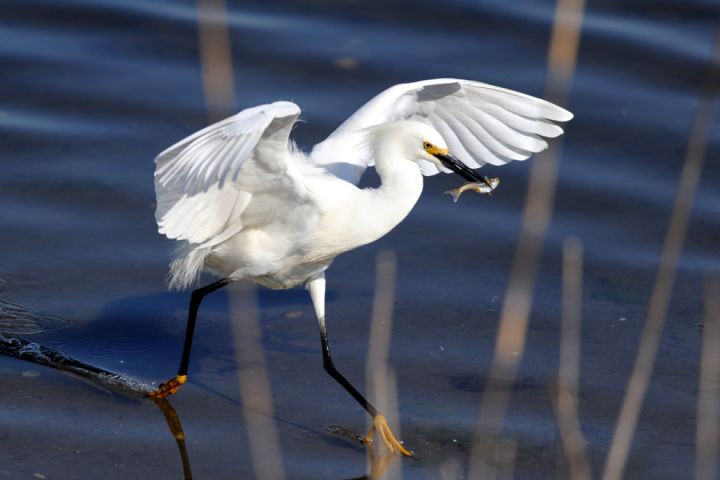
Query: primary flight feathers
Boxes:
[
  {"xmin": 154, "ymin": 78, "xmax": 571, "ymax": 251},
  {"xmin": 311, "ymin": 78, "xmax": 572, "ymax": 181}
]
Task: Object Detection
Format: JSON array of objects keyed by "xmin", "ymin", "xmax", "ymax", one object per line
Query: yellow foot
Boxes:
[
  {"xmin": 147, "ymin": 375, "xmax": 187, "ymax": 399},
  {"xmin": 364, "ymin": 414, "xmax": 413, "ymax": 457}
]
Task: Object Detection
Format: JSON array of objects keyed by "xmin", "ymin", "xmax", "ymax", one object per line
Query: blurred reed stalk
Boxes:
[
  {"xmin": 439, "ymin": 459, "xmax": 462, "ymax": 480},
  {"xmin": 366, "ymin": 250, "xmax": 402, "ymax": 478},
  {"xmin": 197, "ymin": 0, "xmax": 236, "ymax": 121},
  {"xmin": 552, "ymin": 237, "xmax": 592, "ymax": 480},
  {"xmin": 229, "ymin": 281, "xmax": 286, "ymax": 480},
  {"xmin": 196, "ymin": 2, "xmax": 284, "ymax": 477},
  {"xmin": 696, "ymin": 278, "xmax": 720, "ymax": 480},
  {"xmin": 601, "ymin": 29, "xmax": 720, "ymax": 480},
  {"xmin": 469, "ymin": 0, "xmax": 584, "ymax": 476}
]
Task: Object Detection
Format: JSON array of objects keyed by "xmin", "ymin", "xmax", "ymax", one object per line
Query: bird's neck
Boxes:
[{"xmin": 346, "ymin": 147, "xmax": 424, "ymax": 247}]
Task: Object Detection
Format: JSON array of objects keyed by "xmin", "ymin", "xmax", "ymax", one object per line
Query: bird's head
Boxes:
[{"xmin": 385, "ymin": 121, "xmax": 492, "ymax": 186}]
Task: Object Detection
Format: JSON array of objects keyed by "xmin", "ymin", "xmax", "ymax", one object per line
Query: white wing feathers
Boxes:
[
  {"xmin": 153, "ymin": 80, "xmax": 571, "ymax": 290},
  {"xmin": 154, "ymin": 101, "xmax": 301, "ymax": 248},
  {"xmin": 310, "ymin": 78, "xmax": 573, "ymax": 183}
]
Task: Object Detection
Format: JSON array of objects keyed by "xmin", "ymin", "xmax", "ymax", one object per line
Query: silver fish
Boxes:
[{"xmin": 445, "ymin": 177, "xmax": 500, "ymax": 203}]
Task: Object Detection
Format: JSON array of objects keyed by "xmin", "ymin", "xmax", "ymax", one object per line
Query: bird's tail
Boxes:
[{"xmin": 166, "ymin": 243, "xmax": 211, "ymax": 291}]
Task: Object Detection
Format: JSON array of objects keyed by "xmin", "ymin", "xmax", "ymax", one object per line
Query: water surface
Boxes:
[{"xmin": 1, "ymin": 0, "xmax": 719, "ymax": 478}]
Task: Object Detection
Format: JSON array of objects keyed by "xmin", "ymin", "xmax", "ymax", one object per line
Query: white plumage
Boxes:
[
  {"xmin": 154, "ymin": 78, "xmax": 572, "ymax": 291},
  {"xmin": 151, "ymin": 78, "xmax": 572, "ymax": 454}
]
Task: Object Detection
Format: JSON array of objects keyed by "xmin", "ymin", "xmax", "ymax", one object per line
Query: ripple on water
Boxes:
[
  {"xmin": 0, "ymin": 273, "xmax": 21, "ymax": 300},
  {"xmin": 0, "ymin": 295, "xmax": 71, "ymax": 336},
  {"xmin": 92, "ymin": 336, "xmax": 154, "ymax": 353}
]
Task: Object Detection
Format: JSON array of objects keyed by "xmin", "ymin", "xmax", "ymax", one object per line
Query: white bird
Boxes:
[{"xmin": 149, "ymin": 78, "xmax": 572, "ymax": 455}]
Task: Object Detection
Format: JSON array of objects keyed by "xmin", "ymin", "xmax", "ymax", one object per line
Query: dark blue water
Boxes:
[{"xmin": 1, "ymin": 1, "xmax": 719, "ymax": 478}]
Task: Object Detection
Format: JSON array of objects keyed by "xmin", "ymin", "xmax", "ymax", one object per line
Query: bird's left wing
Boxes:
[
  {"xmin": 310, "ymin": 78, "xmax": 573, "ymax": 184},
  {"xmin": 154, "ymin": 101, "xmax": 304, "ymax": 248}
]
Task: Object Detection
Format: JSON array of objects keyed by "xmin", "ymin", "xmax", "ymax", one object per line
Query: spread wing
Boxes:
[
  {"xmin": 154, "ymin": 101, "xmax": 305, "ymax": 249},
  {"xmin": 310, "ymin": 78, "xmax": 573, "ymax": 184}
]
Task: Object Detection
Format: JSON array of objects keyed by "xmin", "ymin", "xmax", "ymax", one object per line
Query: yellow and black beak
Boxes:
[{"xmin": 431, "ymin": 148, "xmax": 492, "ymax": 187}]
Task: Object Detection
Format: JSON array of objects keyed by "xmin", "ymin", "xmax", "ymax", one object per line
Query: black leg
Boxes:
[
  {"xmin": 149, "ymin": 277, "xmax": 231, "ymax": 398},
  {"xmin": 307, "ymin": 276, "xmax": 412, "ymax": 455},
  {"xmin": 319, "ymin": 322, "xmax": 413, "ymax": 456},
  {"xmin": 319, "ymin": 323, "xmax": 379, "ymax": 418},
  {"xmin": 177, "ymin": 277, "xmax": 232, "ymax": 376}
]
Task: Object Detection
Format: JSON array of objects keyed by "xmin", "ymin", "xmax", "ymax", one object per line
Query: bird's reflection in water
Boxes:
[
  {"xmin": 0, "ymin": 331, "xmax": 403, "ymax": 480},
  {"xmin": 151, "ymin": 398, "xmax": 193, "ymax": 480},
  {"xmin": 149, "ymin": 398, "xmax": 399, "ymax": 480},
  {"xmin": 0, "ymin": 331, "xmax": 196, "ymax": 477},
  {"xmin": 364, "ymin": 446, "xmax": 401, "ymax": 479},
  {"xmin": 151, "ymin": 400, "xmax": 400, "ymax": 480},
  {"xmin": 149, "ymin": 403, "xmax": 399, "ymax": 480},
  {"xmin": 328, "ymin": 424, "xmax": 402, "ymax": 479}
]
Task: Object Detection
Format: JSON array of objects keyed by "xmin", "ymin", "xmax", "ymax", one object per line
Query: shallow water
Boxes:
[{"xmin": 2, "ymin": 0, "xmax": 719, "ymax": 478}]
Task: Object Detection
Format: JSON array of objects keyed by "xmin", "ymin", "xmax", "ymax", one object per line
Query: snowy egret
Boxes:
[{"xmin": 149, "ymin": 78, "xmax": 572, "ymax": 455}]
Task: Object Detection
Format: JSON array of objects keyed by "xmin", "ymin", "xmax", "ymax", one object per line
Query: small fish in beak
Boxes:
[
  {"xmin": 428, "ymin": 148, "xmax": 499, "ymax": 203},
  {"xmin": 445, "ymin": 177, "xmax": 500, "ymax": 203}
]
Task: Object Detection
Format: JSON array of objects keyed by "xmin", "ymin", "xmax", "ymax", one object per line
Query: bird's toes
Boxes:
[
  {"xmin": 147, "ymin": 374, "xmax": 187, "ymax": 399},
  {"xmin": 368, "ymin": 414, "xmax": 413, "ymax": 457}
]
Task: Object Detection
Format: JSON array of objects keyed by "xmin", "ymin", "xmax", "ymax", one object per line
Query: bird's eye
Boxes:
[{"xmin": 423, "ymin": 142, "xmax": 433, "ymax": 150}]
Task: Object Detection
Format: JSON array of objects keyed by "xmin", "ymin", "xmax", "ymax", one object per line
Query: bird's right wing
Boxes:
[
  {"xmin": 310, "ymin": 78, "xmax": 572, "ymax": 184},
  {"xmin": 154, "ymin": 101, "xmax": 306, "ymax": 249}
]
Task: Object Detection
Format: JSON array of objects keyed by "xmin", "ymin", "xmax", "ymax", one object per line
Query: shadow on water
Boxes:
[
  {"xmin": 0, "ymin": 295, "xmax": 195, "ymax": 474},
  {"xmin": 0, "ymin": 324, "xmax": 195, "ymax": 478},
  {"xmin": 3, "ymin": 0, "xmax": 718, "ymax": 476},
  {"xmin": 0, "ymin": 288, "xmax": 394, "ymax": 480}
]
